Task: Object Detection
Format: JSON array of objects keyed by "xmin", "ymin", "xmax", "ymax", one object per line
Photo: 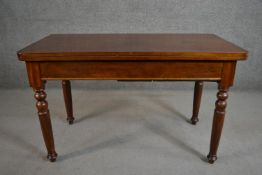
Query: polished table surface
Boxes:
[
  {"xmin": 18, "ymin": 34, "xmax": 246, "ymax": 60},
  {"xmin": 17, "ymin": 34, "xmax": 247, "ymax": 163}
]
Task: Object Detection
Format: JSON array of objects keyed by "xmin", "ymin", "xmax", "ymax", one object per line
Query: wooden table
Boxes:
[{"xmin": 17, "ymin": 34, "xmax": 247, "ymax": 163}]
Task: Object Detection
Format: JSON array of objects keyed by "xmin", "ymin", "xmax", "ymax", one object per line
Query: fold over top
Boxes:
[{"xmin": 17, "ymin": 34, "xmax": 247, "ymax": 61}]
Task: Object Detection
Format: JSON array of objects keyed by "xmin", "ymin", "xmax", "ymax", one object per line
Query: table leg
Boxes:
[
  {"xmin": 62, "ymin": 80, "xmax": 74, "ymax": 124},
  {"xmin": 191, "ymin": 81, "xmax": 203, "ymax": 125},
  {"xmin": 207, "ymin": 85, "xmax": 228, "ymax": 164},
  {"xmin": 34, "ymin": 88, "xmax": 57, "ymax": 162}
]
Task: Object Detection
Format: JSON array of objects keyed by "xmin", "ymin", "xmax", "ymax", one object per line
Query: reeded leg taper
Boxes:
[
  {"xmin": 62, "ymin": 80, "xmax": 74, "ymax": 124},
  {"xmin": 207, "ymin": 85, "xmax": 228, "ymax": 164},
  {"xmin": 191, "ymin": 81, "xmax": 203, "ymax": 125},
  {"xmin": 34, "ymin": 88, "xmax": 57, "ymax": 162}
]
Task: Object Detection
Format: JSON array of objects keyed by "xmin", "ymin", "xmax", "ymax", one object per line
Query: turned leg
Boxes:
[
  {"xmin": 191, "ymin": 81, "xmax": 203, "ymax": 125},
  {"xmin": 34, "ymin": 88, "xmax": 57, "ymax": 162},
  {"xmin": 62, "ymin": 80, "xmax": 74, "ymax": 124},
  {"xmin": 207, "ymin": 86, "xmax": 228, "ymax": 164}
]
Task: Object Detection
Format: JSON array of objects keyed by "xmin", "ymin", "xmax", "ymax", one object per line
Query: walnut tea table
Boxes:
[{"xmin": 17, "ymin": 34, "xmax": 247, "ymax": 163}]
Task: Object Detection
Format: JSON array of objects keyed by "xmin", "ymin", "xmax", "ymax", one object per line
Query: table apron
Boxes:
[{"xmin": 39, "ymin": 61, "xmax": 223, "ymax": 80}]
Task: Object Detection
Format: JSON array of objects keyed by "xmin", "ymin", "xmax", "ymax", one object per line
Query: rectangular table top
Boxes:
[{"xmin": 18, "ymin": 34, "xmax": 247, "ymax": 61}]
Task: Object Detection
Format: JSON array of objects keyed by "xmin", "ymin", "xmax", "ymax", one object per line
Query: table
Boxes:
[{"xmin": 17, "ymin": 34, "xmax": 247, "ymax": 163}]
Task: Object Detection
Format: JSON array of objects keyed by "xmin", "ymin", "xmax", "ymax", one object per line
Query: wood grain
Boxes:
[
  {"xmin": 34, "ymin": 87, "xmax": 57, "ymax": 162},
  {"xmin": 17, "ymin": 34, "xmax": 248, "ymax": 163},
  {"xmin": 62, "ymin": 80, "xmax": 74, "ymax": 124},
  {"xmin": 39, "ymin": 61, "xmax": 223, "ymax": 80},
  {"xmin": 17, "ymin": 34, "xmax": 247, "ymax": 61},
  {"xmin": 191, "ymin": 81, "xmax": 204, "ymax": 125}
]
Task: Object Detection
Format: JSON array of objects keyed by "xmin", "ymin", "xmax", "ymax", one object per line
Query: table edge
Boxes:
[{"xmin": 17, "ymin": 52, "xmax": 247, "ymax": 61}]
